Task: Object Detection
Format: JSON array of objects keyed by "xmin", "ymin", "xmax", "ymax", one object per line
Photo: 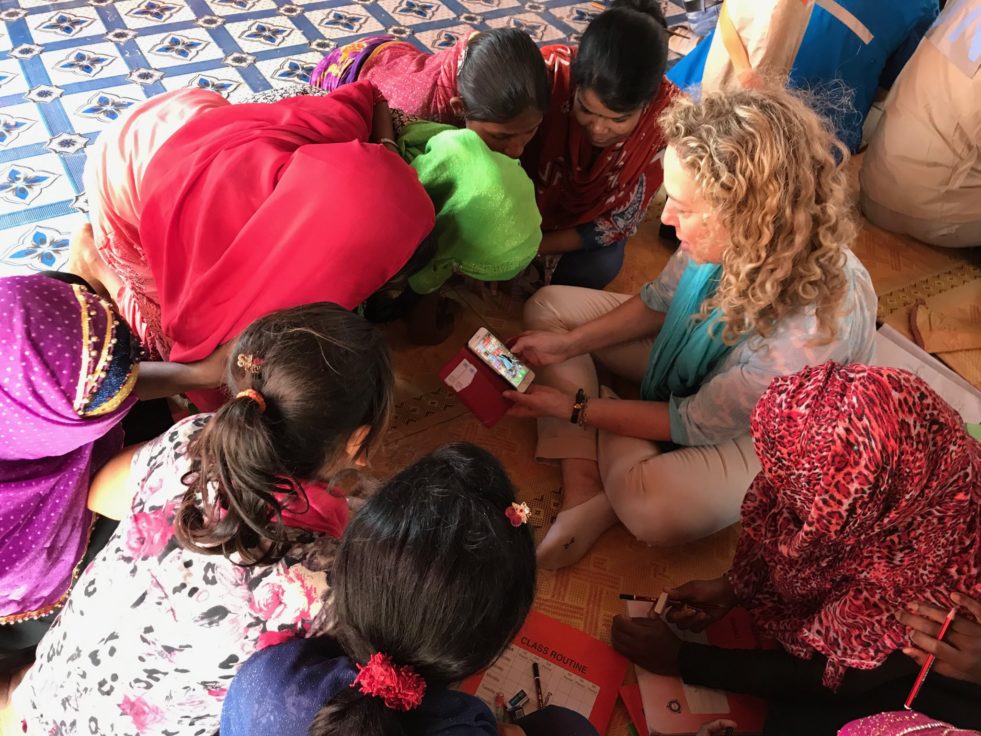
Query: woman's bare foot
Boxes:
[
  {"xmin": 560, "ymin": 458, "xmax": 604, "ymax": 510},
  {"xmin": 536, "ymin": 458, "xmax": 617, "ymax": 570}
]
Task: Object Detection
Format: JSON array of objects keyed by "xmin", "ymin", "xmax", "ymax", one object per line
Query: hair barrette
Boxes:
[
  {"xmin": 236, "ymin": 353, "xmax": 264, "ymax": 374},
  {"xmin": 505, "ymin": 501, "xmax": 531, "ymax": 527}
]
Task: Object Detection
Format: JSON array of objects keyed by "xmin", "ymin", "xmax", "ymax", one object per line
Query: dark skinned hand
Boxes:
[
  {"xmin": 897, "ymin": 591, "xmax": 981, "ymax": 685},
  {"xmin": 664, "ymin": 576, "xmax": 737, "ymax": 633},
  {"xmin": 611, "ymin": 614, "xmax": 682, "ymax": 676}
]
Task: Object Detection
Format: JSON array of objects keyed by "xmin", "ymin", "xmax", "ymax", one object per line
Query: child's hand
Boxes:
[
  {"xmin": 696, "ymin": 719, "xmax": 738, "ymax": 736},
  {"xmin": 898, "ymin": 592, "xmax": 981, "ymax": 685},
  {"xmin": 611, "ymin": 614, "xmax": 682, "ymax": 675}
]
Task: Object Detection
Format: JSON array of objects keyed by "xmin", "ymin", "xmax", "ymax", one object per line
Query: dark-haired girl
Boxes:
[
  {"xmin": 523, "ymin": 0, "xmax": 678, "ymax": 289},
  {"xmin": 13, "ymin": 303, "xmax": 394, "ymax": 735},
  {"xmin": 221, "ymin": 443, "xmax": 598, "ymax": 736},
  {"xmin": 312, "ymin": 29, "xmax": 548, "ymax": 158}
]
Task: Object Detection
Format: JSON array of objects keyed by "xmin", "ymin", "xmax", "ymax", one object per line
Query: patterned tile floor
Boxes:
[{"xmin": 0, "ymin": 0, "xmax": 686, "ymax": 275}]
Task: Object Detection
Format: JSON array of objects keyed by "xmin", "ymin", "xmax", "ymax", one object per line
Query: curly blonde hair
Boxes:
[{"xmin": 659, "ymin": 85, "xmax": 855, "ymax": 345}]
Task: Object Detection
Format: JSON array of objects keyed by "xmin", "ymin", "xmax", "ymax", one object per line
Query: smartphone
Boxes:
[{"xmin": 467, "ymin": 327, "xmax": 535, "ymax": 393}]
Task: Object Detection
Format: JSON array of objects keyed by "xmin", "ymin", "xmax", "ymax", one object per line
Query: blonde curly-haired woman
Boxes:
[{"xmin": 506, "ymin": 85, "xmax": 877, "ymax": 569}]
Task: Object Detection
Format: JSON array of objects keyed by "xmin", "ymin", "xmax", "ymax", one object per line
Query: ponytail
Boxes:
[
  {"xmin": 175, "ymin": 303, "xmax": 394, "ymax": 566},
  {"xmin": 309, "ymin": 443, "xmax": 536, "ymax": 736},
  {"xmin": 310, "ymin": 688, "xmax": 404, "ymax": 736},
  {"xmin": 176, "ymin": 391, "xmax": 301, "ymax": 565}
]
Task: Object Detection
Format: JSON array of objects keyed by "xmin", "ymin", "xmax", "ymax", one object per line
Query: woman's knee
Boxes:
[
  {"xmin": 606, "ymin": 461, "xmax": 744, "ymax": 547},
  {"xmin": 523, "ymin": 285, "xmax": 579, "ymax": 331}
]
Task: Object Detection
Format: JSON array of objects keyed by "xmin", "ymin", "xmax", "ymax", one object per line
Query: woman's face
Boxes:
[
  {"xmin": 573, "ymin": 87, "xmax": 643, "ymax": 148},
  {"xmin": 660, "ymin": 145, "xmax": 729, "ymax": 265},
  {"xmin": 465, "ymin": 107, "xmax": 543, "ymax": 159}
]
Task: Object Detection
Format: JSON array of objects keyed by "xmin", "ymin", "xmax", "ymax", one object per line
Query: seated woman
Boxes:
[
  {"xmin": 84, "ymin": 81, "xmax": 435, "ymax": 409},
  {"xmin": 860, "ymin": 0, "xmax": 981, "ymax": 248},
  {"xmin": 507, "ymin": 84, "xmax": 876, "ymax": 569},
  {"xmin": 668, "ymin": 0, "xmax": 938, "ymax": 152},
  {"xmin": 312, "ymin": 28, "xmax": 548, "ymax": 158},
  {"xmin": 522, "ymin": 0, "xmax": 678, "ymax": 290},
  {"xmin": 0, "ymin": 262, "xmax": 226, "ymax": 670},
  {"xmin": 611, "ymin": 364, "xmax": 981, "ymax": 735},
  {"xmin": 365, "ymin": 120, "xmax": 542, "ymax": 343},
  {"xmin": 221, "ymin": 443, "xmax": 597, "ymax": 736},
  {"xmin": 12, "ymin": 303, "xmax": 394, "ymax": 734}
]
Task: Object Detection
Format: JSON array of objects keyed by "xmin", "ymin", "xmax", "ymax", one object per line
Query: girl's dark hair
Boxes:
[
  {"xmin": 175, "ymin": 303, "xmax": 394, "ymax": 566},
  {"xmin": 573, "ymin": 0, "xmax": 669, "ymax": 112},
  {"xmin": 311, "ymin": 443, "xmax": 536, "ymax": 736},
  {"xmin": 457, "ymin": 28, "xmax": 549, "ymax": 122}
]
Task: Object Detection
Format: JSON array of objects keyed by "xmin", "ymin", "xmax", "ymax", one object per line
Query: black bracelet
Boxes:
[{"xmin": 570, "ymin": 388, "xmax": 586, "ymax": 425}]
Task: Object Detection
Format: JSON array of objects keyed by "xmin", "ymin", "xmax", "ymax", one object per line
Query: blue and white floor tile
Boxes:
[{"xmin": 0, "ymin": 0, "xmax": 686, "ymax": 276}]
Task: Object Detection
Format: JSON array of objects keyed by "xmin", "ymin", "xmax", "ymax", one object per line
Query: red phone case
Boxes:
[{"xmin": 438, "ymin": 346, "xmax": 515, "ymax": 427}]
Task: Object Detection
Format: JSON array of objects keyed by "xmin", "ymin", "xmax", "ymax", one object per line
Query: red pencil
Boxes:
[{"xmin": 904, "ymin": 606, "xmax": 957, "ymax": 709}]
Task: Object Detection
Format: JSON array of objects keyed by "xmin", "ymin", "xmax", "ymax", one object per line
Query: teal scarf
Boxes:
[{"xmin": 640, "ymin": 261, "xmax": 736, "ymax": 402}]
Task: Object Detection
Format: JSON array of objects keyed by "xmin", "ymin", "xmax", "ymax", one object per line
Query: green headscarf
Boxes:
[{"xmin": 398, "ymin": 122, "xmax": 542, "ymax": 294}]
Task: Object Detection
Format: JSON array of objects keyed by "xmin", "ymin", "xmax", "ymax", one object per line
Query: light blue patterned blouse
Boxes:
[{"xmin": 640, "ymin": 248, "xmax": 877, "ymax": 446}]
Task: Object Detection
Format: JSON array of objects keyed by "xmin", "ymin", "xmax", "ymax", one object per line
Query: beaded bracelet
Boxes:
[{"xmin": 570, "ymin": 388, "xmax": 588, "ymax": 426}]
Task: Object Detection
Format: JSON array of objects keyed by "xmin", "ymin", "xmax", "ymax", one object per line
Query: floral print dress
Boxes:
[{"xmin": 14, "ymin": 415, "xmax": 333, "ymax": 735}]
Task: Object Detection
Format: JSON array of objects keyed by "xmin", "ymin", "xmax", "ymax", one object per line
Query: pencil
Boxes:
[
  {"xmin": 532, "ymin": 662, "xmax": 544, "ymax": 710},
  {"xmin": 619, "ymin": 593, "xmax": 728, "ymax": 608},
  {"xmin": 904, "ymin": 605, "xmax": 957, "ymax": 709}
]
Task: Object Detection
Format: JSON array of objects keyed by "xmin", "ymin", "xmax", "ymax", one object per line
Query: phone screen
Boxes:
[{"xmin": 472, "ymin": 331, "xmax": 530, "ymax": 389}]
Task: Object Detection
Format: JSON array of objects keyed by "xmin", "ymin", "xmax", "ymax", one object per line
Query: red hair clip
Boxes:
[
  {"xmin": 236, "ymin": 353, "xmax": 264, "ymax": 374},
  {"xmin": 352, "ymin": 652, "xmax": 426, "ymax": 712},
  {"xmin": 505, "ymin": 501, "xmax": 531, "ymax": 527}
]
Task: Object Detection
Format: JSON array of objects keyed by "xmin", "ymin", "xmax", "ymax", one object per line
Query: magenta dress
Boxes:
[
  {"xmin": 311, "ymin": 35, "xmax": 473, "ymax": 124},
  {"xmin": 0, "ymin": 274, "xmax": 137, "ymax": 624}
]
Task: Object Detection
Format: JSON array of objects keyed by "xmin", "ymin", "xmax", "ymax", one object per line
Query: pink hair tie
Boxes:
[
  {"xmin": 352, "ymin": 652, "xmax": 427, "ymax": 711},
  {"xmin": 505, "ymin": 501, "xmax": 530, "ymax": 527}
]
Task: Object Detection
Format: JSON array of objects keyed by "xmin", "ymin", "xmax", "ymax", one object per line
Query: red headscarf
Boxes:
[
  {"xmin": 138, "ymin": 81, "xmax": 434, "ymax": 368},
  {"xmin": 730, "ymin": 363, "xmax": 981, "ymax": 689},
  {"xmin": 521, "ymin": 45, "xmax": 677, "ymax": 242}
]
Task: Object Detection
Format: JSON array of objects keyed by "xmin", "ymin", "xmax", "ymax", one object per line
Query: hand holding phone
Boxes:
[
  {"xmin": 509, "ymin": 330, "xmax": 576, "ymax": 368},
  {"xmin": 467, "ymin": 328, "xmax": 535, "ymax": 392}
]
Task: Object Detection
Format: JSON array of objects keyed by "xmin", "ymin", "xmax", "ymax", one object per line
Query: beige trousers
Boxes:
[
  {"xmin": 526, "ymin": 286, "xmax": 760, "ymax": 546},
  {"xmin": 861, "ymin": 194, "xmax": 981, "ymax": 249}
]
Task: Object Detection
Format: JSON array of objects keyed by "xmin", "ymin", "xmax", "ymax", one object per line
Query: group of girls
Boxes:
[{"xmin": 1, "ymin": 0, "xmax": 980, "ymax": 733}]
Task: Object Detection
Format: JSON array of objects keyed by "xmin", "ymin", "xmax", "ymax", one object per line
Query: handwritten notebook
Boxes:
[
  {"xmin": 626, "ymin": 602, "xmax": 767, "ymax": 735},
  {"xmin": 461, "ymin": 610, "xmax": 629, "ymax": 733}
]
